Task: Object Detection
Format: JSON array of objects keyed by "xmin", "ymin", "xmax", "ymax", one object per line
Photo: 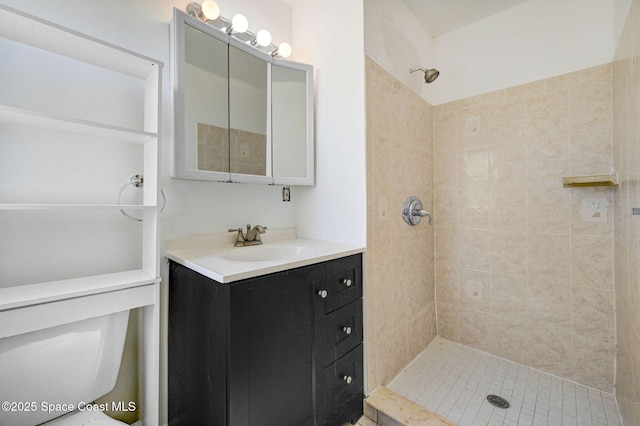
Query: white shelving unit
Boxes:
[{"xmin": 0, "ymin": 4, "xmax": 161, "ymax": 425}]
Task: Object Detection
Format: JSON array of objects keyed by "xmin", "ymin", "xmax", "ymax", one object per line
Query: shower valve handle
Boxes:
[{"xmin": 412, "ymin": 209, "xmax": 433, "ymax": 226}]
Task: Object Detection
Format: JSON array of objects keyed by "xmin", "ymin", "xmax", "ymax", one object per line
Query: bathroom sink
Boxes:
[{"xmin": 221, "ymin": 244, "xmax": 314, "ymax": 262}]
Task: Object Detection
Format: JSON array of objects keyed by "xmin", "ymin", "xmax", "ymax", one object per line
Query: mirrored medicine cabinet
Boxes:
[{"xmin": 170, "ymin": 8, "xmax": 314, "ymax": 185}]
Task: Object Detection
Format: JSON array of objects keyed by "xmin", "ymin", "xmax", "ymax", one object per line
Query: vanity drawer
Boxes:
[
  {"xmin": 316, "ymin": 345, "xmax": 363, "ymax": 425},
  {"xmin": 316, "ymin": 299, "xmax": 362, "ymax": 368},
  {"xmin": 316, "ymin": 254, "xmax": 362, "ymax": 314}
]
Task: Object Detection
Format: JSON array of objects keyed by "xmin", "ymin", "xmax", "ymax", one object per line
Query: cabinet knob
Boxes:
[
  {"xmin": 317, "ymin": 290, "xmax": 328, "ymax": 299},
  {"xmin": 343, "ymin": 278, "xmax": 353, "ymax": 287},
  {"xmin": 342, "ymin": 375, "xmax": 353, "ymax": 385},
  {"xmin": 342, "ymin": 326, "xmax": 352, "ymax": 335}
]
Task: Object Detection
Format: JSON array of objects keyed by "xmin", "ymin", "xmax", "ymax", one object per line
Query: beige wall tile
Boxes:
[
  {"xmin": 366, "ymin": 57, "xmax": 436, "ymax": 390},
  {"xmin": 437, "ymin": 302, "xmax": 459, "ymax": 342},
  {"xmin": 569, "ymin": 130, "xmax": 613, "ymax": 176},
  {"xmin": 571, "ymin": 286, "xmax": 615, "ymax": 340},
  {"xmin": 489, "ymin": 95, "xmax": 527, "ymax": 144},
  {"xmin": 435, "ymin": 190, "xmax": 457, "ymax": 229},
  {"xmin": 527, "ymin": 233, "xmax": 570, "ymax": 282},
  {"xmin": 368, "ymin": 50, "xmax": 623, "ymax": 400},
  {"xmin": 459, "ymin": 309, "xmax": 492, "ymax": 352},
  {"xmin": 528, "ymin": 326, "xmax": 573, "ymax": 378},
  {"xmin": 528, "ymin": 277, "xmax": 571, "ymax": 332},
  {"xmin": 490, "ymin": 187, "xmax": 526, "ymax": 231},
  {"xmin": 614, "ymin": 2, "xmax": 640, "ymax": 418},
  {"xmin": 570, "ymin": 186, "xmax": 614, "ymax": 236},
  {"xmin": 571, "ymin": 235, "xmax": 614, "ymax": 289},
  {"xmin": 458, "ymin": 268, "xmax": 491, "ymax": 312},
  {"xmin": 490, "ymin": 230, "xmax": 527, "ymax": 276},
  {"xmin": 526, "ymin": 136, "xmax": 570, "ymax": 186},
  {"xmin": 526, "ymin": 88, "xmax": 570, "ymax": 139},
  {"xmin": 433, "ymin": 62, "xmax": 616, "ymax": 394},
  {"xmin": 435, "ymin": 262, "xmax": 458, "ymax": 305},
  {"xmin": 458, "ymin": 229, "xmax": 491, "ymax": 271},
  {"xmin": 458, "ymin": 186, "xmax": 490, "ymax": 228},
  {"xmin": 572, "ymin": 334, "xmax": 615, "ymax": 391},
  {"xmin": 529, "ymin": 187, "xmax": 572, "ymax": 229},
  {"xmin": 435, "ymin": 228, "xmax": 458, "ymax": 265},
  {"xmin": 570, "ymin": 77, "xmax": 612, "ymax": 134},
  {"xmin": 490, "ymin": 313, "xmax": 530, "ymax": 365},
  {"xmin": 459, "ymin": 144, "xmax": 491, "ymax": 186},
  {"xmin": 434, "ymin": 147, "xmax": 458, "ymax": 190},
  {"xmin": 490, "ymin": 141, "xmax": 526, "ymax": 186},
  {"xmin": 490, "ymin": 273, "xmax": 528, "ymax": 316}
]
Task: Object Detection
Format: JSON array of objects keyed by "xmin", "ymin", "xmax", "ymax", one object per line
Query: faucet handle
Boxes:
[{"xmin": 228, "ymin": 227, "xmax": 245, "ymax": 246}]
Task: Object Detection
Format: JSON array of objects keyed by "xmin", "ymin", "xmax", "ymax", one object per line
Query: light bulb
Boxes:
[
  {"xmin": 231, "ymin": 14, "xmax": 249, "ymax": 34},
  {"xmin": 278, "ymin": 42, "xmax": 292, "ymax": 58},
  {"xmin": 255, "ymin": 29, "xmax": 272, "ymax": 47},
  {"xmin": 201, "ymin": 0, "xmax": 220, "ymax": 20}
]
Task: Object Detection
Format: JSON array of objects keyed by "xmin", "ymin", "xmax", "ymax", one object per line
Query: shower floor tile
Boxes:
[{"xmin": 387, "ymin": 337, "xmax": 623, "ymax": 426}]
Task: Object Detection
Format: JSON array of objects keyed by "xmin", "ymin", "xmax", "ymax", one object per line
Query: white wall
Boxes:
[
  {"xmin": 0, "ymin": 1, "xmax": 298, "ymax": 424},
  {"xmin": 364, "ymin": 0, "xmax": 437, "ymax": 104},
  {"xmin": 364, "ymin": 0, "xmax": 632, "ymax": 106},
  {"xmin": 0, "ymin": 0, "xmax": 297, "ymax": 238},
  {"xmin": 431, "ymin": 0, "xmax": 631, "ymax": 104},
  {"xmin": 286, "ymin": 0, "xmax": 367, "ymax": 245}
]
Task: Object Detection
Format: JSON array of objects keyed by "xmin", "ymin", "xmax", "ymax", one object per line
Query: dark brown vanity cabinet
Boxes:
[{"xmin": 168, "ymin": 253, "xmax": 363, "ymax": 426}]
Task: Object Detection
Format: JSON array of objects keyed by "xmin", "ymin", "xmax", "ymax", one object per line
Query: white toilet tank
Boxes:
[{"xmin": 0, "ymin": 310, "xmax": 130, "ymax": 426}]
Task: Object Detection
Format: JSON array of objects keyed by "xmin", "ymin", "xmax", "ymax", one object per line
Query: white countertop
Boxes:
[{"xmin": 165, "ymin": 228, "xmax": 365, "ymax": 283}]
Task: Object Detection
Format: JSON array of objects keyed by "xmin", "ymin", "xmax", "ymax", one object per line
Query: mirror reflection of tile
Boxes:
[{"xmin": 197, "ymin": 122, "xmax": 266, "ymax": 175}]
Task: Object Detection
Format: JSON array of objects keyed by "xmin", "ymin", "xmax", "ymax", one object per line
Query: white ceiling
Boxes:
[{"xmin": 401, "ymin": 0, "xmax": 530, "ymax": 37}]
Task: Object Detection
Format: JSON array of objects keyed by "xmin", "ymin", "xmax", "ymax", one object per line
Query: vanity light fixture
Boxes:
[
  {"xmin": 201, "ymin": 0, "xmax": 220, "ymax": 20},
  {"xmin": 227, "ymin": 13, "xmax": 249, "ymax": 35},
  {"xmin": 185, "ymin": 1, "xmax": 293, "ymax": 58},
  {"xmin": 271, "ymin": 42, "xmax": 292, "ymax": 58},
  {"xmin": 251, "ymin": 29, "xmax": 272, "ymax": 47}
]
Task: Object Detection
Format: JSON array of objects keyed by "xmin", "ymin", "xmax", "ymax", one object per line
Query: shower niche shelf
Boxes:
[{"xmin": 562, "ymin": 172, "xmax": 618, "ymax": 187}]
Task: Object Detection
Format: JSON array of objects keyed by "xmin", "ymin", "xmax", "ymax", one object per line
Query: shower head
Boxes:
[{"xmin": 410, "ymin": 67, "xmax": 440, "ymax": 83}]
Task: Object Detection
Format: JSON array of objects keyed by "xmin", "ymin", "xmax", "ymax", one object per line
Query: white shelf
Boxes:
[
  {"xmin": 0, "ymin": 105, "xmax": 157, "ymax": 144},
  {"xmin": 0, "ymin": 203, "xmax": 154, "ymax": 211},
  {"xmin": 1, "ymin": 5, "xmax": 162, "ymax": 423},
  {"xmin": 0, "ymin": 269, "xmax": 159, "ymax": 312},
  {"xmin": 0, "ymin": 4, "xmax": 161, "ymax": 79}
]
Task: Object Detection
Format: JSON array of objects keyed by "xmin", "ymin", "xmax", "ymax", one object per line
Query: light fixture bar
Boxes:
[{"xmin": 185, "ymin": 2, "xmax": 291, "ymax": 58}]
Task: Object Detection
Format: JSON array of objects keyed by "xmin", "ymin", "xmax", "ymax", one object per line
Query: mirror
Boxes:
[
  {"xmin": 185, "ymin": 23, "xmax": 229, "ymax": 175},
  {"xmin": 272, "ymin": 61, "xmax": 314, "ymax": 185},
  {"xmin": 171, "ymin": 8, "xmax": 314, "ymax": 185},
  {"xmin": 228, "ymin": 41, "xmax": 271, "ymax": 184}
]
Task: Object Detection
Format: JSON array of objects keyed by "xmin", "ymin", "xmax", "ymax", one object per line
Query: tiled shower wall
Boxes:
[
  {"xmin": 433, "ymin": 65, "xmax": 616, "ymax": 392},
  {"xmin": 613, "ymin": 0, "xmax": 640, "ymax": 423},
  {"xmin": 365, "ymin": 57, "xmax": 437, "ymax": 392}
]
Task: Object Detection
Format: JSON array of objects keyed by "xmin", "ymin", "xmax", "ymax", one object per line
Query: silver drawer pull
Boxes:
[
  {"xmin": 343, "ymin": 278, "xmax": 352, "ymax": 287},
  {"xmin": 342, "ymin": 375, "xmax": 353, "ymax": 384},
  {"xmin": 317, "ymin": 290, "xmax": 328, "ymax": 299},
  {"xmin": 342, "ymin": 326, "xmax": 352, "ymax": 335}
]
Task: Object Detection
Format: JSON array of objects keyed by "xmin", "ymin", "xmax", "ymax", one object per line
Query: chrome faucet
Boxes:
[{"xmin": 228, "ymin": 224, "xmax": 268, "ymax": 247}]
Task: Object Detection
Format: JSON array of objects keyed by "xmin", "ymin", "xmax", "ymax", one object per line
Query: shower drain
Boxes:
[{"xmin": 487, "ymin": 395, "xmax": 510, "ymax": 409}]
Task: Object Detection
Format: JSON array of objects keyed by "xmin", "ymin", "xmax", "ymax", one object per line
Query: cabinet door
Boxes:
[
  {"xmin": 168, "ymin": 262, "xmax": 228, "ymax": 426},
  {"xmin": 229, "ymin": 265, "xmax": 316, "ymax": 426}
]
